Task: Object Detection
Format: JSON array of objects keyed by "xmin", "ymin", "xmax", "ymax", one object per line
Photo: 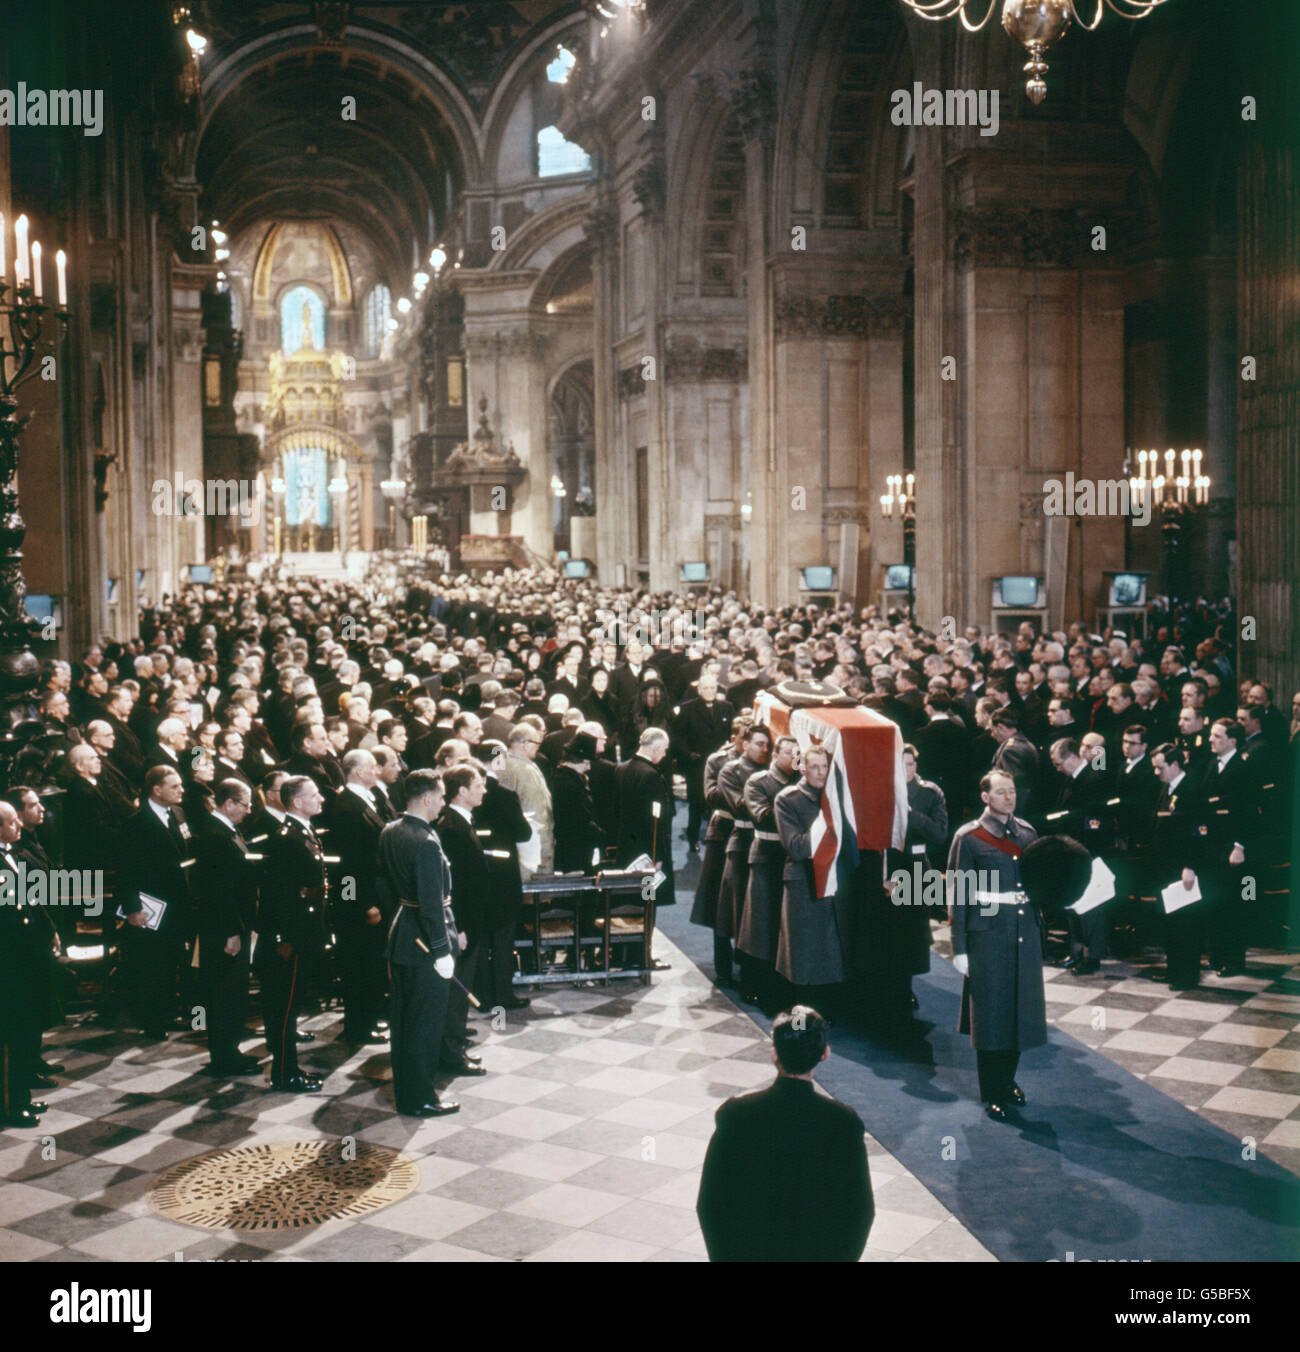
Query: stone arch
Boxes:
[{"xmin": 251, "ymin": 221, "xmax": 354, "ymax": 308}]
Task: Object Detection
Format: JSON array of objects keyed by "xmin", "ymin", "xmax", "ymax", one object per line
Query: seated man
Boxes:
[{"xmin": 696, "ymin": 1006, "xmax": 873, "ymax": 1262}]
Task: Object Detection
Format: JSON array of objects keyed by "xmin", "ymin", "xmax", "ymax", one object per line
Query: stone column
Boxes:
[
  {"xmin": 358, "ymin": 458, "xmax": 374, "ymax": 551},
  {"xmin": 171, "ymin": 263, "xmax": 210, "ymax": 570},
  {"xmin": 584, "ymin": 207, "xmax": 620, "ymax": 580},
  {"xmin": 1237, "ymin": 111, "xmax": 1300, "ymax": 700}
]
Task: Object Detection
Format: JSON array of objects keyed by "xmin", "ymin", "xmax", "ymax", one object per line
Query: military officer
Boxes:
[
  {"xmin": 1201, "ymin": 718, "xmax": 1261, "ymax": 977},
  {"xmin": 376, "ymin": 769, "xmax": 462, "ymax": 1117},
  {"xmin": 774, "ymin": 747, "xmax": 853, "ymax": 998},
  {"xmin": 615, "ymin": 727, "xmax": 677, "ymax": 908},
  {"xmin": 714, "ymin": 724, "xmax": 772, "ymax": 990},
  {"xmin": 689, "ymin": 718, "xmax": 749, "ymax": 985},
  {"xmin": 735, "ymin": 734, "xmax": 799, "ymax": 1006},
  {"xmin": 948, "ymin": 769, "xmax": 1045, "ymax": 1122},
  {"xmin": 256, "ymin": 775, "xmax": 330, "ymax": 1092}
]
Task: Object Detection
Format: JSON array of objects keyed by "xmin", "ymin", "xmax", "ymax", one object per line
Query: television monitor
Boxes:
[
  {"xmin": 885, "ymin": 564, "xmax": 914, "ymax": 591},
  {"xmin": 995, "ymin": 575, "xmax": 1039, "ymax": 608},
  {"xmin": 188, "ymin": 564, "xmax": 214, "ymax": 584},
  {"xmin": 680, "ymin": 562, "xmax": 709, "ymax": 583},
  {"xmin": 1109, "ymin": 572, "xmax": 1145, "ymax": 607},
  {"xmin": 27, "ymin": 594, "xmax": 61, "ymax": 628},
  {"xmin": 563, "ymin": 559, "xmax": 590, "ymax": 579},
  {"xmin": 800, "ymin": 565, "xmax": 836, "ymax": 591},
  {"xmin": 556, "ymin": 550, "xmax": 570, "ymax": 563}
]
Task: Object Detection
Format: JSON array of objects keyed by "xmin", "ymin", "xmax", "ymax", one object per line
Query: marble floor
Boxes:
[{"xmin": 0, "ymin": 929, "xmax": 993, "ymax": 1263}]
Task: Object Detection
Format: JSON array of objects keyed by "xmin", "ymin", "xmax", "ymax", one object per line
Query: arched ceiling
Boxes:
[{"xmin": 192, "ymin": 2, "xmax": 580, "ymax": 285}]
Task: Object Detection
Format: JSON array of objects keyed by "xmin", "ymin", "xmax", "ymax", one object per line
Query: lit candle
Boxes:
[
  {"xmin": 14, "ymin": 214, "xmax": 29, "ymax": 286},
  {"xmin": 30, "ymin": 240, "xmax": 42, "ymax": 299},
  {"xmin": 55, "ymin": 249, "xmax": 67, "ymax": 308}
]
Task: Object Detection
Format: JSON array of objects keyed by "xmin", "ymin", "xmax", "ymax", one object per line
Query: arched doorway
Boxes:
[{"xmin": 550, "ymin": 360, "xmax": 594, "ymax": 556}]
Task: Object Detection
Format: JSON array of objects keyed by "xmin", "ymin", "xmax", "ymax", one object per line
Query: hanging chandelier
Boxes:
[{"xmin": 896, "ymin": 1, "xmax": 1175, "ymax": 104}]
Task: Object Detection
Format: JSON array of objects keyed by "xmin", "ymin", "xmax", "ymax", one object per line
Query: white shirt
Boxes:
[
  {"xmin": 346, "ymin": 782, "xmax": 376, "ymax": 808},
  {"xmin": 450, "ymin": 802, "xmax": 474, "ymax": 825},
  {"xmin": 212, "ymin": 809, "xmax": 237, "ymax": 833},
  {"xmin": 1167, "ymin": 770, "xmax": 1186, "ymax": 794},
  {"xmin": 149, "ymin": 799, "xmax": 173, "ymax": 828},
  {"xmin": 1216, "ymin": 748, "xmax": 1236, "ymax": 772},
  {"xmin": 1124, "ymin": 754, "xmax": 1146, "ymax": 773},
  {"xmin": 289, "ymin": 811, "xmax": 316, "ymax": 835}
]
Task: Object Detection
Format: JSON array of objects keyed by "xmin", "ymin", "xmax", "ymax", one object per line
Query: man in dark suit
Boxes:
[
  {"xmin": 912, "ymin": 689, "xmax": 970, "ymax": 817},
  {"xmin": 84, "ymin": 720, "xmax": 139, "ymax": 821},
  {"xmin": 671, "ymin": 673, "xmax": 735, "ymax": 851},
  {"xmin": 615, "ymin": 727, "xmax": 676, "ymax": 908},
  {"xmin": 328, "ymin": 750, "xmax": 391, "ymax": 1044},
  {"xmin": 1147, "ymin": 743, "xmax": 1208, "ymax": 991},
  {"xmin": 376, "ymin": 770, "xmax": 462, "ymax": 1117},
  {"xmin": 435, "ymin": 764, "xmax": 490, "ymax": 1078},
  {"xmin": 192, "ymin": 780, "xmax": 262, "ymax": 1076},
  {"xmin": 281, "ymin": 722, "xmax": 344, "ymax": 795},
  {"xmin": 697, "ymin": 1006, "xmax": 873, "ymax": 1262},
  {"xmin": 1043, "ymin": 738, "xmax": 1114, "ymax": 974},
  {"xmin": 1201, "ymin": 719, "xmax": 1261, "ymax": 977},
  {"xmin": 989, "ymin": 710, "xmax": 1039, "ymax": 816},
  {"xmin": 116, "ymin": 765, "xmax": 193, "ymax": 1039},
  {"xmin": 256, "ymin": 775, "xmax": 330, "ymax": 1092},
  {"xmin": 473, "ymin": 740, "xmax": 532, "ymax": 1012}
]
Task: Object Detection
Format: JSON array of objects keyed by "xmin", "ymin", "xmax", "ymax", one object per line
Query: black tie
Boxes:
[{"xmin": 166, "ymin": 809, "xmax": 185, "ymax": 853}]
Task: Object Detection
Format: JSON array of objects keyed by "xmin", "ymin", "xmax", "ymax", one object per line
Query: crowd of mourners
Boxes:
[{"xmin": 0, "ymin": 559, "xmax": 1292, "ymax": 1127}]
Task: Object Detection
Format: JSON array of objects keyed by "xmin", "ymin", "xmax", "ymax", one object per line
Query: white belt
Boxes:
[
  {"xmin": 972, "ymin": 890, "xmax": 1027, "ymax": 907},
  {"xmin": 910, "ymin": 843, "xmax": 927, "ymax": 855},
  {"xmin": 754, "ymin": 830, "xmax": 781, "ymax": 843}
]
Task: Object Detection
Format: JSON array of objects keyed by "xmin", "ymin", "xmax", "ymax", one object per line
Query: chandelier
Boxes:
[{"xmin": 896, "ymin": 1, "xmax": 1175, "ymax": 104}]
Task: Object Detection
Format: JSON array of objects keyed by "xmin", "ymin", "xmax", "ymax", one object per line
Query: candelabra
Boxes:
[
  {"xmin": 896, "ymin": 1, "xmax": 1174, "ymax": 104},
  {"xmin": 1, "ymin": 212, "xmax": 70, "ymax": 729},
  {"xmin": 1124, "ymin": 447, "xmax": 1212, "ymax": 605},
  {"xmin": 880, "ymin": 471, "xmax": 917, "ymax": 616}
]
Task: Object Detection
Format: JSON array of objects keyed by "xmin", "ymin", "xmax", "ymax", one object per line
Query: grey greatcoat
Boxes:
[
  {"xmin": 715, "ymin": 754, "xmax": 764, "ymax": 940},
  {"xmin": 947, "ymin": 810, "xmax": 1046, "ymax": 1052},
  {"xmin": 736, "ymin": 765, "xmax": 795, "ymax": 962},
  {"xmin": 691, "ymin": 745, "xmax": 735, "ymax": 929},
  {"xmin": 774, "ymin": 779, "xmax": 853, "ymax": 986}
]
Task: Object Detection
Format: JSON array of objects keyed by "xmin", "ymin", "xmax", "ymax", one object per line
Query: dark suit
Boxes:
[
  {"xmin": 475, "ymin": 775, "xmax": 531, "ymax": 1007},
  {"xmin": 615, "ymin": 754, "xmax": 675, "ymax": 907},
  {"xmin": 913, "ymin": 715, "xmax": 970, "ymax": 817},
  {"xmin": 991, "ymin": 733, "xmax": 1040, "ymax": 815},
  {"xmin": 436, "ymin": 805, "xmax": 488, "ymax": 1022},
  {"xmin": 1200, "ymin": 750, "xmax": 1261, "ymax": 973},
  {"xmin": 378, "ymin": 813, "xmax": 461, "ymax": 1108},
  {"xmin": 671, "ymin": 696, "xmax": 736, "ymax": 847},
  {"xmin": 256, "ymin": 816, "xmax": 330, "ymax": 1083},
  {"xmin": 328, "ymin": 786, "xmax": 389, "ymax": 1038},
  {"xmin": 1151, "ymin": 773, "xmax": 1207, "ymax": 988},
  {"xmin": 697, "ymin": 1076, "xmax": 873, "ymax": 1262},
  {"xmin": 1042, "ymin": 764, "xmax": 1113, "ymax": 962},
  {"xmin": 116, "ymin": 803, "xmax": 193, "ymax": 1035},
  {"xmin": 192, "ymin": 813, "xmax": 258, "ymax": 1070}
]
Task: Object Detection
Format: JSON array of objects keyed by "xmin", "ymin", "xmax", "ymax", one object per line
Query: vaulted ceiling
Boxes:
[{"xmin": 192, "ymin": 1, "xmax": 580, "ymax": 284}]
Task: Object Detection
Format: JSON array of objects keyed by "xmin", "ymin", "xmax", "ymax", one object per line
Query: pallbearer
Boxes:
[
  {"xmin": 377, "ymin": 769, "xmax": 462, "ymax": 1118},
  {"xmin": 735, "ymin": 735, "xmax": 799, "ymax": 1006},
  {"xmin": 714, "ymin": 724, "xmax": 772, "ymax": 991},
  {"xmin": 690, "ymin": 717, "xmax": 750, "ymax": 985},
  {"xmin": 774, "ymin": 746, "xmax": 852, "ymax": 1000}
]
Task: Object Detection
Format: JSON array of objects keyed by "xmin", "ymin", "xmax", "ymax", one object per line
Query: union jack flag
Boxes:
[{"xmin": 754, "ymin": 693, "xmax": 908, "ymax": 898}]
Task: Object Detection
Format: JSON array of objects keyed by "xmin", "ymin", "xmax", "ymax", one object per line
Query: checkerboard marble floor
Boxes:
[
  {"xmin": 0, "ymin": 931, "xmax": 993, "ymax": 1263},
  {"xmin": 932, "ymin": 926, "xmax": 1300, "ymax": 1176}
]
